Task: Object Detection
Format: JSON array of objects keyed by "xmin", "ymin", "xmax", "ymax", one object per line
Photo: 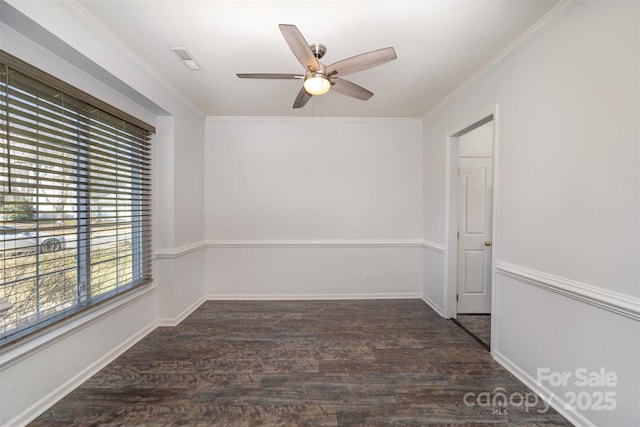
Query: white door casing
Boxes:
[
  {"xmin": 457, "ymin": 156, "xmax": 493, "ymax": 313},
  {"xmin": 444, "ymin": 111, "xmax": 497, "ymax": 321}
]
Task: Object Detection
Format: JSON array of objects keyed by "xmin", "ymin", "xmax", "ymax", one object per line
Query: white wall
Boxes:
[
  {"xmin": 422, "ymin": 1, "xmax": 640, "ymax": 426},
  {"xmin": 0, "ymin": 2, "xmax": 206, "ymax": 425},
  {"xmin": 173, "ymin": 112, "xmax": 206, "ymax": 249},
  {"xmin": 204, "ymin": 117, "xmax": 424, "ymax": 298},
  {"xmin": 3, "ymin": 1, "xmax": 639, "ymax": 426},
  {"xmin": 153, "ymin": 108, "xmax": 205, "ymax": 323}
]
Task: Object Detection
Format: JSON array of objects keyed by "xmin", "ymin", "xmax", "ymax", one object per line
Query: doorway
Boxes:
[
  {"xmin": 457, "ymin": 123, "xmax": 493, "ymax": 314},
  {"xmin": 445, "ymin": 113, "xmax": 496, "ymax": 350}
]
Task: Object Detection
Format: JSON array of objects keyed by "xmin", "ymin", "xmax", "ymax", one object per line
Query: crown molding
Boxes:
[
  {"xmin": 56, "ymin": 0, "xmax": 206, "ymax": 118},
  {"xmin": 205, "ymin": 116, "xmax": 423, "ymax": 124},
  {"xmin": 423, "ymin": 0, "xmax": 583, "ymax": 120}
]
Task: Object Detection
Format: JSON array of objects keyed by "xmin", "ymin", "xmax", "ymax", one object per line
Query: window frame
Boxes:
[{"xmin": 0, "ymin": 50, "xmax": 155, "ymax": 347}]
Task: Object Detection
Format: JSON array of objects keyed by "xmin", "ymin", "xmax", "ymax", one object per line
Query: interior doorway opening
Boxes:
[{"xmin": 444, "ymin": 110, "xmax": 497, "ymax": 350}]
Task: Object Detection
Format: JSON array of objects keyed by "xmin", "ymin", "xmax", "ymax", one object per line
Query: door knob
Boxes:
[{"xmin": 484, "ymin": 241, "xmax": 492, "ymax": 247}]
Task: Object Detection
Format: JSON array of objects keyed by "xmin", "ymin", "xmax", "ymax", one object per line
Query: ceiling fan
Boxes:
[{"xmin": 237, "ymin": 24, "xmax": 397, "ymax": 108}]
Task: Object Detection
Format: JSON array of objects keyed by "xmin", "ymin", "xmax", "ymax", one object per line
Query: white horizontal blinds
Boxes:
[{"xmin": 0, "ymin": 51, "xmax": 153, "ymax": 344}]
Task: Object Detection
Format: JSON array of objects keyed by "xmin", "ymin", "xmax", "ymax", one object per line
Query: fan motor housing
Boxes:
[{"xmin": 309, "ymin": 43, "xmax": 326, "ymax": 59}]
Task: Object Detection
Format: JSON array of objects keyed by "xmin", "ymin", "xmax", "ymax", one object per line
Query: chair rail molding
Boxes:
[
  {"xmin": 422, "ymin": 240, "xmax": 445, "ymax": 254},
  {"xmin": 205, "ymin": 239, "xmax": 424, "ymax": 249},
  {"xmin": 154, "ymin": 241, "xmax": 207, "ymax": 259},
  {"xmin": 496, "ymin": 261, "xmax": 640, "ymax": 321}
]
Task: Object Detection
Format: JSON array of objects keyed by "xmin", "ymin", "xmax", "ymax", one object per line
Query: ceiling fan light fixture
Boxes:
[
  {"xmin": 237, "ymin": 24, "xmax": 397, "ymax": 108},
  {"xmin": 303, "ymin": 73, "xmax": 331, "ymax": 95}
]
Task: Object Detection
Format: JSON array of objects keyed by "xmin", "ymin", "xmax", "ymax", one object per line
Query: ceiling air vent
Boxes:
[{"xmin": 170, "ymin": 47, "xmax": 202, "ymax": 71}]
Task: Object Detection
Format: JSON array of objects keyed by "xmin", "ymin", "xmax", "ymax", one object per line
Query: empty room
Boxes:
[{"xmin": 0, "ymin": 0, "xmax": 638, "ymax": 426}]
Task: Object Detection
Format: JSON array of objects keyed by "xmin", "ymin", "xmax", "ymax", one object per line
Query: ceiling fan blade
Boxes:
[
  {"xmin": 236, "ymin": 73, "xmax": 303, "ymax": 79},
  {"xmin": 327, "ymin": 47, "xmax": 397, "ymax": 77},
  {"xmin": 279, "ymin": 24, "xmax": 320, "ymax": 72},
  {"xmin": 331, "ymin": 78, "xmax": 374, "ymax": 100},
  {"xmin": 293, "ymin": 87, "xmax": 312, "ymax": 108}
]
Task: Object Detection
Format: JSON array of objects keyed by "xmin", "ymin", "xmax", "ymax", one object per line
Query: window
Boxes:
[{"xmin": 0, "ymin": 51, "xmax": 154, "ymax": 345}]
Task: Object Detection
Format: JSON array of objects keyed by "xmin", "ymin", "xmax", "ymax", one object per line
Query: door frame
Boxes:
[{"xmin": 444, "ymin": 105, "xmax": 500, "ymax": 350}]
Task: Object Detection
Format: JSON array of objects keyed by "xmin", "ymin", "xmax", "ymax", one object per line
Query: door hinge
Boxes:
[
  {"xmin": 457, "ymin": 230, "xmax": 459, "ymax": 239},
  {"xmin": 456, "ymin": 293, "xmax": 459, "ymax": 301}
]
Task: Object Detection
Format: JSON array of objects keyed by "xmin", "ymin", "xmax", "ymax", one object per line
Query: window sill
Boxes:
[{"xmin": 0, "ymin": 281, "xmax": 155, "ymax": 370}]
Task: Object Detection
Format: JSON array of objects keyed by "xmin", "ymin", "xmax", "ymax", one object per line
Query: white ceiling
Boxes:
[{"xmin": 76, "ymin": 0, "xmax": 559, "ymax": 118}]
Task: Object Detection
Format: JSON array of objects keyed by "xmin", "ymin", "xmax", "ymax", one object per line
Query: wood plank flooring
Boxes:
[
  {"xmin": 30, "ymin": 300, "xmax": 570, "ymax": 426},
  {"xmin": 455, "ymin": 314, "xmax": 491, "ymax": 349}
]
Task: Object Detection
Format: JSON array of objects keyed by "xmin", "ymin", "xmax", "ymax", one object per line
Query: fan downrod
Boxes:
[{"xmin": 309, "ymin": 43, "xmax": 326, "ymax": 59}]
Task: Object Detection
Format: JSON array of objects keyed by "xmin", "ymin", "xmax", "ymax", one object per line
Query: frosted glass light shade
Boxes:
[{"xmin": 304, "ymin": 74, "xmax": 331, "ymax": 95}]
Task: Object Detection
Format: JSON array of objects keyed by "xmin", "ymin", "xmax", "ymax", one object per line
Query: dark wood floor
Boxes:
[
  {"xmin": 455, "ymin": 314, "xmax": 491, "ymax": 349},
  {"xmin": 31, "ymin": 300, "xmax": 570, "ymax": 426}
]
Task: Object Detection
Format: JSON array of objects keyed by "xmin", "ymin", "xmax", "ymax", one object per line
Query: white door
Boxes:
[{"xmin": 457, "ymin": 157, "xmax": 493, "ymax": 313}]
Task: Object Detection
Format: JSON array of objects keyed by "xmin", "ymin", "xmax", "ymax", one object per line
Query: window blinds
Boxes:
[{"xmin": 0, "ymin": 51, "xmax": 154, "ymax": 345}]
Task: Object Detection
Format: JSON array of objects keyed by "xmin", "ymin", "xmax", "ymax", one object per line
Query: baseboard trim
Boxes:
[
  {"xmin": 205, "ymin": 292, "xmax": 422, "ymax": 301},
  {"xmin": 421, "ymin": 294, "xmax": 445, "ymax": 317},
  {"xmin": 493, "ymin": 349, "xmax": 596, "ymax": 427},
  {"xmin": 6, "ymin": 321, "xmax": 156, "ymax": 427},
  {"xmin": 205, "ymin": 239, "xmax": 423, "ymax": 249},
  {"xmin": 156, "ymin": 296, "xmax": 207, "ymax": 327},
  {"xmin": 7, "ymin": 295, "xmax": 209, "ymax": 426},
  {"xmin": 7, "ymin": 291, "xmax": 491, "ymax": 426},
  {"xmin": 496, "ymin": 262, "xmax": 640, "ymax": 321}
]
